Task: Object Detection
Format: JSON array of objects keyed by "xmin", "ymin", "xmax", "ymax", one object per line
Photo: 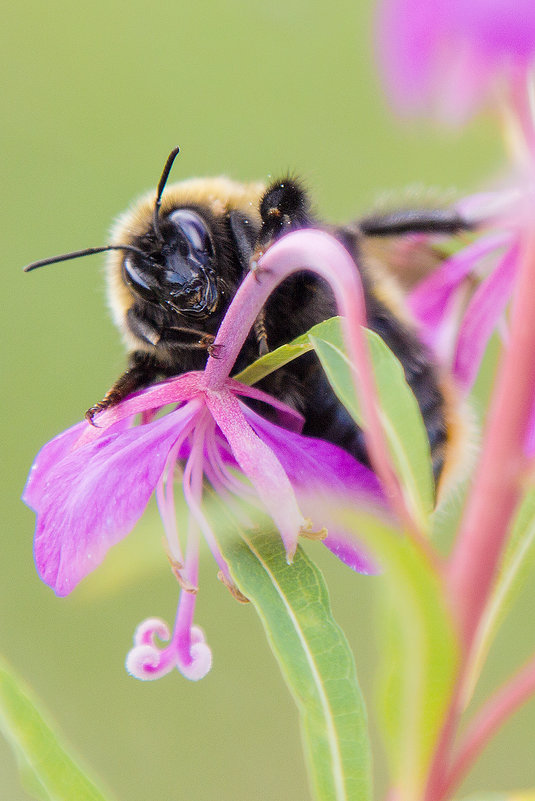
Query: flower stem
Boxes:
[
  {"xmin": 424, "ymin": 228, "xmax": 535, "ymax": 799},
  {"xmin": 448, "ymin": 227, "xmax": 535, "ymax": 649},
  {"xmin": 442, "ymin": 652, "xmax": 535, "ymax": 798},
  {"xmin": 423, "ymin": 686, "xmax": 463, "ymax": 801}
]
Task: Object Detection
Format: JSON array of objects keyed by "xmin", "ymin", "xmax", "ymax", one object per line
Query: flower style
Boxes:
[
  {"xmin": 24, "ymin": 230, "xmax": 389, "ymax": 682},
  {"xmin": 376, "ymin": 0, "xmax": 535, "ymax": 124}
]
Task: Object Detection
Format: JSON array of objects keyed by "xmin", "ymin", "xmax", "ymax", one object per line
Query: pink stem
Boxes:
[
  {"xmin": 448, "ymin": 228, "xmax": 535, "ymax": 648},
  {"xmin": 442, "ymin": 652, "xmax": 535, "ymax": 798},
  {"xmin": 423, "ymin": 684, "xmax": 463, "ymax": 801},
  {"xmin": 425, "ymin": 229, "xmax": 535, "ymax": 798},
  {"xmin": 204, "ymin": 230, "xmax": 421, "ymax": 538}
]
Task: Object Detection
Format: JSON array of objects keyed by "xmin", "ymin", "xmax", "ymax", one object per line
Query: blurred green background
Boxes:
[{"xmin": 2, "ymin": 0, "xmax": 533, "ymax": 798}]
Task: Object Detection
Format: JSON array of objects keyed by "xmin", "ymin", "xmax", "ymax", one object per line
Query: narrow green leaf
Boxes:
[
  {"xmin": 219, "ymin": 530, "xmax": 372, "ymax": 801},
  {"xmin": 324, "ymin": 507, "xmax": 459, "ymax": 801},
  {"xmin": 233, "ymin": 317, "xmax": 344, "ymax": 385},
  {"xmin": 233, "ymin": 335, "xmax": 312, "ymax": 385},
  {"xmin": 0, "ymin": 656, "xmax": 114, "ymax": 801},
  {"xmin": 463, "ymin": 488, "xmax": 535, "ymax": 707},
  {"xmin": 309, "ymin": 322, "xmax": 434, "ymax": 530}
]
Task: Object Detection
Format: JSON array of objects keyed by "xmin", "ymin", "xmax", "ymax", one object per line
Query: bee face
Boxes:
[
  {"xmin": 122, "ymin": 208, "xmax": 218, "ymax": 318},
  {"xmin": 106, "ymin": 175, "xmax": 264, "ymax": 356}
]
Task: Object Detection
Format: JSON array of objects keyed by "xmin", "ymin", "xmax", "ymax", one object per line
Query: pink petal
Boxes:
[
  {"xmin": 376, "ymin": 0, "xmax": 535, "ymax": 119},
  {"xmin": 431, "ymin": 41, "xmax": 494, "ymax": 126},
  {"xmin": 205, "ymin": 389, "xmax": 305, "ymax": 561},
  {"xmin": 453, "ymin": 241, "xmax": 519, "ymax": 390},
  {"xmin": 409, "ymin": 233, "xmax": 509, "ymax": 332},
  {"xmin": 23, "ymin": 421, "xmax": 88, "ymax": 510},
  {"xmin": 456, "ymin": 0, "xmax": 535, "ymax": 61},
  {"xmin": 409, "ymin": 232, "xmax": 511, "ymax": 364},
  {"xmin": 376, "ymin": 0, "xmax": 447, "ymax": 114},
  {"xmin": 31, "ymin": 402, "xmax": 200, "ymax": 596},
  {"xmin": 229, "ymin": 378, "xmax": 305, "ymax": 433},
  {"xmin": 244, "ymin": 405, "xmax": 383, "ymax": 574},
  {"xmin": 86, "ymin": 371, "xmax": 203, "ymax": 431}
]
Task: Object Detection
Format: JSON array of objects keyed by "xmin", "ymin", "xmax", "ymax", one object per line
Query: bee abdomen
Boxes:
[{"xmin": 369, "ymin": 309, "xmax": 448, "ymax": 480}]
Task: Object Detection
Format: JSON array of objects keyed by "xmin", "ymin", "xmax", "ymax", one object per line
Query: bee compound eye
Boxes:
[
  {"xmin": 121, "ymin": 254, "xmax": 164, "ymax": 307},
  {"xmin": 123, "ymin": 255, "xmax": 152, "ymax": 291},
  {"xmin": 167, "ymin": 209, "xmax": 214, "ymax": 258}
]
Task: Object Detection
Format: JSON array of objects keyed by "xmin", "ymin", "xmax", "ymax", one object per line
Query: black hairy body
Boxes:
[{"xmin": 104, "ymin": 168, "xmax": 469, "ymax": 483}]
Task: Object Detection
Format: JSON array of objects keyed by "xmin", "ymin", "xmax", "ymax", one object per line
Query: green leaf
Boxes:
[
  {"xmin": 233, "ymin": 318, "xmax": 346, "ymax": 387},
  {"xmin": 233, "ymin": 331, "xmax": 313, "ymax": 385},
  {"xmin": 218, "ymin": 529, "xmax": 372, "ymax": 801},
  {"xmin": 325, "ymin": 507, "xmax": 459, "ymax": 801},
  {"xmin": 0, "ymin": 656, "xmax": 114, "ymax": 801},
  {"xmin": 309, "ymin": 322, "xmax": 434, "ymax": 531},
  {"xmin": 462, "ymin": 488, "xmax": 535, "ymax": 707},
  {"xmin": 233, "ymin": 317, "xmax": 349, "ymax": 386}
]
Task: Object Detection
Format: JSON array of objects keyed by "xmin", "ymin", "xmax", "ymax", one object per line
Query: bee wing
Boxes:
[{"xmin": 360, "ymin": 235, "xmax": 449, "ymax": 290}]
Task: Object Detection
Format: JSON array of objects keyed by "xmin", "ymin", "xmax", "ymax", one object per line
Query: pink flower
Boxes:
[
  {"xmin": 375, "ymin": 0, "xmax": 535, "ymax": 417},
  {"xmin": 406, "ymin": 182, "xmax": 535, "ymax": 462},
  {"xmin": 24, "ymin": 230, "xmax": 388, "ymax": 682},
  {"xmin": 377, "ymin": 0, "xmax": 535, "ymax": 122},
  {"xmin": 408, "ymin": 223, "xmax": 517, "ymax": 393}
]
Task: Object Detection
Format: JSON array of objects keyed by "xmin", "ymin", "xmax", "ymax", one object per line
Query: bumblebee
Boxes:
[{"xmin": 25, "ymin": 148, "xmax": 471, "ymax": 485}]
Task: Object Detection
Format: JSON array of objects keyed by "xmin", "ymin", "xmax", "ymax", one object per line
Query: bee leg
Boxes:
[
  {"xmin": 254, "ymin": 308, "xmax": 269, "ymax": 356},
  {"xmin": 85, "ymin": 351, "xmax": 160, "ymax": 425},
  {"xmin": 247, "ymin": 179, "xmax": 315, "ymax": 281},
  {"xmin": 358, "ymin": 208, "xmax": 473, "ymax": 237},
  {"xmin": 203, "ymin": 335, "xmax": 223, "ymax": 359},
  {"xmin": 257, "ymin": 178, "xmax": 313, "ymax": 248}
]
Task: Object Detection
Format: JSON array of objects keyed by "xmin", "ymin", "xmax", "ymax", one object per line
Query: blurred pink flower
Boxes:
[
  {"xmin": 376, "ymin": 0, "xmax": 535, "ymax": 122},
  {"xmin": 408, "ymin": 225, "xmax": 517, "ymax": 392},
  {"xmin": 407, "ymin": 182, "xmax": 535, "ymax": 462}
]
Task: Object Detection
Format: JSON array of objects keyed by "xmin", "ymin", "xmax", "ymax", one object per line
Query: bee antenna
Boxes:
[
  {"xmin": 153, "ymin": 146, "xmax": 181, "ymax": 243},
  {"xmin": 23, "ymin": 244, "xmax": 154, "ymax": 272}
]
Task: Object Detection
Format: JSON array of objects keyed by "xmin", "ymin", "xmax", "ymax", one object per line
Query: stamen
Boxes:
[
  {"xmin": 181, "ymin": 416, "xmax": 234, "ymax": 583},
  {"xmin": 209, "ymin": 434, "xmax": 257, "ymax": 499},
  {"xmin": 155, "ymin": 421, "xmax": 195, "ymax": 565},
  {"xmin": 163, "ymin": 546, "xmax": 200, "ymax": 592},
  {"xmin": 299, "ymin": 519, "xmax": 328, "ymax": 541},
  {"xmin": 217, "ymin": 570, "xmax": 250, "ymax": 604},
  {"xmin": 156, "ymin": 477, "xmax": 182, "ymax": 565},
  {"xmin": 159, "ymin": 436, "xmax": 203, "ymax": 592},
  {"xmin": 205, "ymin": 434, "xmax": 257, "ymax": 503},
  {"xmin": 203, "ymin": 461, "xmax": 259, "ymax": 530}
]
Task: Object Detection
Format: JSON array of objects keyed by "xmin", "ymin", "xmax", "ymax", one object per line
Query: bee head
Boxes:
[{"xmin": 123, "ymin": 207, "xmax": 219, "ymax": 318}]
